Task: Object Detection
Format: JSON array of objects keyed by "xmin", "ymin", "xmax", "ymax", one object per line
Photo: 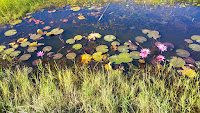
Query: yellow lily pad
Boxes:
[
  {"xmin": 70, "ymin": 7, "xmax": 81, "ymax": 11},
  {"xmin": 4, "ymin": 29, "xmax": 17, "ymax": 36},
  {"xmin": 17, "ymin": 38, "xmax": 28, "ymax": 43},
  {"xmin": 81, "ymin": 54, "xmax": 92, "ymax": 64}
]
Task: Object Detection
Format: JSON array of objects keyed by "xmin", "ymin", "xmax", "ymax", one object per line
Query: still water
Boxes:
[{"xmin": 0, "ymin": 1, "xmax": 200, "ymax": 67}]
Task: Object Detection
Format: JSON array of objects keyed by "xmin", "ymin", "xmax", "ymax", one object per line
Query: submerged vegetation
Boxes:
[{"xmin": 0, "ymin": 63, "xmax": 199, "ymax": 112}]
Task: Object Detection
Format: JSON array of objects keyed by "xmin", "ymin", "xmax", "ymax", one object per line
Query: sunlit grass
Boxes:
[{"xmin": 0, "ymin": 63, "xmax": 199, "ymax": 112}]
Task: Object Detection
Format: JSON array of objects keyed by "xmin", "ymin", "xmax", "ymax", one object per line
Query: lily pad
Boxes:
[
  {"xmin": 4, "ymin": 48, "xmax": 15, "ymax": 54},
  {"xmin": 96, "ymin": 45, "xmax": 108, "ymax": 53},
  {"xmin": 70, "ymin": 7, "xmax": 81, "ymax": 11},
  {"xmin": 183, "ymin": 57, "xmax": 195, "ymax": 64},
  {"xmin": 177, "ymin": 66, "xmax": 197, "ymax": 77},
  {"xmin": 104, "ymin": 35, "xmax": 116, "ymax": 42},
  {"xmin": 10, "ymin": 19, "xmax": 22, "ymax": 25},
  {"xmin": 169, "ymin": 57, "xmax": 185, "ymax": 67},
  {"xmin": 92, "ymin": 52, "xmax": 106, "ymax": 61},
  {"xmin": 29, "ymin": 42, "xmax": 44, "ymax": 47},
  {"xmin": 53, "ymin": 53, "xmax": 63, "ymax": 59},
  {"xmin": 163, "ymin": 42, "xmax": 174, "ymax": 49},
  {"xmin": 66, "ymin": 39, "xmax": 75, "ymax": 44},
  {"xmin": 0, "ymin": 45, "xmax": 6, "ymax": 52},
  {"xmin": 135, "ymin": 36, "xmax": 147, "ymax": 43},
  {"xmin": 142, "ymin": 29, "xmax": 150, "ymax": 34},
  {"xmin": 20, "ymin": 54, "xmax": 31, "ymax": 60},
  {"xmin": 47, "ymin": 52, "xmax": 55, "ymax": 57},
  {"xmin": 47, "ymin": 28, "xmax": 64, "ymax": 36},
  {"xmin": 109, "ymin": 55, "xmax": 122, "ymax": 64},
  {"xmin": 10, "ymin": 51, "xmax": 21, "ymax": 57},
  {"xmin": 176, "ymin": 49, "xmax": 190, "ymax": 57},
  {"xmin": 147, "ymin": 30, "xmax": 160, "ymax": 39},
  {"xmin": 88, "ymin": 33, "xmax": 101, "ymax": 40},
  {"xmin": 17, "ymin": 38, "xmax": 28, "ymax": 43},
  {"xmin": 118, "ymin": 46, "xmax": 129, "ymax": 53},
  {"xmin": 42, "ymin": 46, "xmax": 52, "ymax": 52},
  {"xmin": 30, "ymin": 34, "xmax": 43, "ymax": 40},
  {"xmin": 118, "ymin": 53, "xmax": 133, "ymax": 63},
  {"xmin": 4, "ymin": 29, "xmax": 17, "ymax": 36},
  {"xmin": 66, "ymin": 53, "xmax": 76, "ymax": 59},
  {"xmin": 74, "ymin": 35, "xmax": 83, "ymax": 40},
  {"xmin": 129, "ymin": 45, "xmax": 138, "ymax": 50},
  {"xmin": 20, "ymin": 41, "xmax": 30, "ymax": 47},
  {"xmin": 72, "ymin": 44, "xmax": 82, "ymax": 50},
  {"xmin": 111, "ymin": 41, "xmax": 120, "ymax": 46},
  {"xmin": 27, "ymin": 47, "xmax": 37, "ymax": 52},
  {"xmin": 191, "ymin": 35, "xmax": 200, "ymax": 41},
  {"xmin": 130, "ymin": 51, "xmax": 140, "ymax": 59},
  {"xmin": 32, "ymin": 59, "xmax": 42, "ymax": 66},
  {"xmin": 189, "ymin": 44, "xmax": 200, "ymax": 51},
  {"xmin": 78, "ymin": 15, "xmax": 85, "ymax": 20},
  {"xmin": 184, "ymin": 39, "xmax": 193, "ymax": 43},
  {"xmin": 81, "ymin": 54, "xmax": 92, "ymax": 64}
]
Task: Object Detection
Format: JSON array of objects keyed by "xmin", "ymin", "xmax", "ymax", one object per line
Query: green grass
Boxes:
[{"xmin": 0, "ymin": 62, "xmax": 199, "ymax": 112}]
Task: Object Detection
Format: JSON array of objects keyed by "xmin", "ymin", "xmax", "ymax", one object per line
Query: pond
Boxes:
[{"xmin": 0, "ymin": 0, "xmax": 200, "ymax": 69}]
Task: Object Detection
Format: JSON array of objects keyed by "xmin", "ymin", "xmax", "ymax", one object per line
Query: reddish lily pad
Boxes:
[
  {"xmin": 183, "ymin": 57, "xmax": 195, "ymax": 64},
  {"xmin": 32, "ymin": 59, "xmax": 42, "ymax": 66},
  {"xmin": 53, "ymin": 53, "xmax": 63, "ymax": 59}
]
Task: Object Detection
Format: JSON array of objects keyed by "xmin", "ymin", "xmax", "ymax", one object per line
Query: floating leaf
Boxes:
[
  {"xmin": 47, "ymin": 52, "xmax": 55, "ymax": 57},
  {"xmin": 43, "ymin": 26, "xmax": 51, "ymax": 30},
  {"xmin": 10, "ymin": 51, "xmax": 21, "ymax": 57},
  {"xmin": 129, "ymin": 45, "xmax": 138, "ymax": 50},
  {"xmin": 183, "ymin": 57, "xmax": 195, "ymax": 64},
  {"xmin": 130, "ymin": 51, "xmax": 140, "ymax": 59},
  {"xmin": 37, "ymin": 29, "xmax": 44, "ymax": 35},
  {"xmin": 92, "ymin": 52, "xmax": 106, "ymax": 61},
  {"xmin": 17, "ymin": 38, "xmax": 28, "ymax": 43},
  {"xmin": 27, "ymin": 47, "xmax": 37, "ymax": 52},
  {"xmin": 176, "ymin": 49, "xmax": 190, "ymax": 57},
  {"xmin": 66, "ymin": 53, "xmax": 76, "ymax": 59},
  {"xmin": 72, "ymin": 44, "xmax": 82, "ymax": 50},
  {"xmin": 111, "ymin": 41, "xmax": 120, "ymax": 46},
  {"xmin": 118, "ymin": 46, "xmax": 129, "ymax": 53},
  {"xmin": 147, "ymin": 30, "xmax": 160, "ymax": 39},
  {"xmin": 177, "ymin": 66, "xmax": 197, "ymax": 77},
  {"xmin": 124, "ymin": 42, "xmax": 132, "ymax": 46},
  {"xmin": 53, "ymin": 53, "xmax": 63, "ymax": 59},
  {"xmin": 9, "ymin": 42, "xmax": 18, "ymax": 49},
  {"xmin": 70, "ymin": 7, "xmax": 81, "ymax": 11},
  {"xmin": 4, "ymin": 48, "xmax": 15, "ymax": 54},
  {"xmin": 32, "ymin": 59, "xmax": 42, "ymax": 66},
  {"xmin": 109, "ymin": 55, "xmax": 122, "ymax": 64},
  {"xmin": 163, "ymin": 42, "xmax": 174, "ymax": 49},
  {"xmin": 20, "ymin": 41, "xmax": 30, "ymax": 47},
  {"xmin": 135, "ymin": 36, "xmax": 147, "ymax": 43},
  {"xmin": 96, "ymin": 45, "xmax": 108, "ymax": 53},
  {"xmin": 0, "ymin": 45, "xmax": 6, "ymax": 52},
  {"xmin": 191, "ymin": 35, "xmax": 200, "ymax": 41},
  {"xmin": 48, "ymin": 28, "xmax": 64, "ymax": 35},
  {"xmin": 184, "ymin": 39, "xmax": 193, "ymax": 43},
  {"xmin": 66, "ymin": 39, "xmax": 75, "ymax": 44},
  {"xmin": 20, "ymin": 54, "xmax": 31, "ymax": 60},
  {"xmin": 118, "ymin": 53, "xmax": 133, "ymax": 63},
  {"xmin": 169, "ymin": 57, "xmax": 185, "ymax": 67},
  {"xmin": 189, "ymin": 44, "xmax": 200, "ymax": 51},
  {"xmin": 105, "ymin": 62, "xmax": 112, "ymax": 70},
  {"xmin": 142, "ymin": 29, "xmax": 150, "ymax": 34},
  {"xmin": 29, "ymin": 42, "xmax": 44, "ymax": 47},
  {"xmin": 78, "ymin": 15, "xmax": 85, "ymax": 20},
  {"xmin": 104, "ymin": 35, "xmax": 116, "ymax": 42},
  {"xmin": 74, "ymin": 35, "xmax": 83, "ymax": 40},
  {"xmin": 30, "ymin": 34, "xmax": 43, "ymax": 40},
  {"xmin": 10, "ymin": 19, "xmax": 22, "ymax": 25},
  {"xmin": 4, "ymin": 29, "xmax": 17, "ymax": 36},
  {"xmin": 81, "ymin": 54, "xmax": 92, "ymax": 64},
  {"xmin": 42, "ymin": 46, "xmax": 52, "ymax": 52},
  {"xmin": 88, "ymin": 33, "xmax": 101, "ymax": 40}
]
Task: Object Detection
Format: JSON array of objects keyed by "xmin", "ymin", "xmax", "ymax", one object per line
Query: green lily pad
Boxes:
[
  {"xmin": 104, "ymin": 35, "xmax": 116, "ymax": 42},
  {"xmin": 4, "ymin": 29, "xmax": 17, "ymax": 36},
  {"xmin": 129, "ymin": 45, "xmax": 138, "ymax": 50},
  {"xmin": 27, "ymin": 47, "xmax": 37, "ymax": 52},
  {"xmin": 135, "ymin": 36, "xmax": 147, "ymax": 43},
  {"xmin": 53, "ymin": 53, "xmax": 63, "ymax": 59},
  {"xmin": 130, "ymin": 51, "xmax": 140, "ymax": 59},
  {"xmin": 20, "ymin": 41, "xmax": 30, "ymax": 47},
  {"xmin": 10, "ymin": 19, "xmax": 22, "ymax": 25},
  {"xmin": 50, "ymin": 28, "xmax": 64, "ymax": 35},
  {"xmin": 118, "ymin": 53, "xmax": 133, "ymax": 63},
  {"xmin": 20, "ymin": 54, "xmax": 31, "ymax": 61},
  {"xmin": 197, "ymin": 39, "xmax": 200, "ymax": 43},
  {"xmin": 43, "ymin": 46, "xmax": 52, "ymax": 52},
  {"xmin": 96, "ymin": 45, "xmax": 108, "ymax": 53},
  {"xmin": 169, "ymin": 57, "xmax": 185, "ymax": 67},
  {"xmin": 176, "ymin": 49, "xmax": 190, "ymax": 57},
  {"xmin": 4, "ymin": 48, "xmax": 15, "ymax": 54},
  {"xmin": 118, "ymin": 46, "xmax": 129, "ymax": 53},
  {"xmin": 66, "ymin": 39, "xmax": 75, "ymax": 44},
  {"xmin": 0, "ymin": 45, "xmax": 6, "ymax": 52},
  {"xmin": 189, "ymin": 44, "xmax": 200, "ymax": 52},
  {"xmin": 66, "ymin": 52, "xmax": 76, "ymax": 59},
  {"xmin": 10, "ymin": 51, "xmax": 21, "ymax": 57},
  {"xmin": 30, "ymin": 34, "xmax": 43, "ymax": 40},
  {"xmin": 73, "ymin": 44, "xmax": 82, "ymax": 50},
  {"xmin": 111, "ymin": 41, "xmax": 120, "ymax": 46},
  {"xmin": 124, "ymin": 42, "xmax": 132, "ymax": 46},
  {"xmin": 142, "ymin": 29, "xmax": 150, "ymax": 34},
  {"xmin": 147, "ymin": 30, "xmax": 160, "ymax": 39},
  {"xmin": 92, "ymin": 52, "xmax": 106, "ymax": 61},
  {"xmin": 74, "ymin": 35, "xmax": 83, "ymax": 40},
  {"xmin": 191, "ymin": 35, "xmax": 200, "ymax": 41},
  {"xmin": 109, "ymin": 55, "xmax": 122, "ymax": 64}
]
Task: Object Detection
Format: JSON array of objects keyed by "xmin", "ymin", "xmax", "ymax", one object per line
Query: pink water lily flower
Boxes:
[
  {"xmin": 140, "ymin": 48, "xmax": 151, "ymax": 58},
  {"xmin": 156, "ymin": 55, "xmax": 165, "ymax": 61},
  {"xmin": 37, "ymin": 51, "xmax": 45, "ymax": 57},
  {"xmin": 157, "ymin": 43, "xmax": 167, "ymax": 52}
]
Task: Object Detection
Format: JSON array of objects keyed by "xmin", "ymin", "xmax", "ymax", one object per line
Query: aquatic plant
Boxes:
[
  {"xmin": 140, "ymin": 48, "xmax": 150, "ymax": 58},
  {"xmin": 156, "ymin": 55, "xmax": 165, "ymax": 62},
  {"xmin": 37, "ymin": 51, "xmax": 45, "ymax": 57},
  {"xmin": 157, "ymin": 43, "xmax": 167, "ymax": 52},
  {"xmin": 4, "ymin": 29, "xmax": 17, "ymax": 36}
]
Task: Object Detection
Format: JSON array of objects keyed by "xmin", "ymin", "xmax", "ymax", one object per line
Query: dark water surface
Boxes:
[{"xmin": 0, "ymin": 1, "xmax": 200, "ymax": 67}]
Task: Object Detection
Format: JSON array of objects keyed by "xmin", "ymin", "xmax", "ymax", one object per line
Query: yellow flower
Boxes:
[
  {"xmin": 105, "ymin": 62, "xmax": 112, "ymax": 70},
  {"xmin": 81, "ymin": 54, "xmax": 92, "ymax": 64}
]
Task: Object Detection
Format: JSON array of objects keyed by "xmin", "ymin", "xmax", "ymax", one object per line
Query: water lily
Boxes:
[
  {"xmin": 37, "ymin": 51, "xmax": 45, "ymax": 57},
  {"xmin": 157, "ymin": 43, "xmax": 167, "ymax": 52},
  {"xmin": 156, "ymin": 55, "xmax": 165, "ymax": 61},
  {"xmin": 140, "ymin": 48, "xmax": 150, "ymax": 58}
]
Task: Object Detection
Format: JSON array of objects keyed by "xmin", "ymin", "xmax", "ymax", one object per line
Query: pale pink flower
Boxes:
[
  {"xmin": 37, "ymin": 51, "xmax": 45, "ymax": 57},
  {"xmin": 157, "ymin": 44, "xmax": 167, "ymax": 52},
  {"xmin": 140, "ymin": 48, "xmax": 151, "ymax": 58},
  {"xmin": 156, "ymin": 55, "xmax": 165, "ymax": 61}
]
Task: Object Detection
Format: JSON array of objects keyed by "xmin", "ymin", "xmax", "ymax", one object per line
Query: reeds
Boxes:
[{"xmin": 0, "ymin": 63, "xmax": 199, "ymax": 112}]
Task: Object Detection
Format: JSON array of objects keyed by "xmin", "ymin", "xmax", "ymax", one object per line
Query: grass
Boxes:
[
  {"xmin": 0, "ymin": 0, "xmax": 200, "ymax": 25},
  {"xmin": 0, "ymin": 62, "xmax": 199, "ymax": 112}
]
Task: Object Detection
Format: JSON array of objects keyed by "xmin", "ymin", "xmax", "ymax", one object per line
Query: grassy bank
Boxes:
[
  {"xmin": 0, "ymin": 63, "xmax": 199, "ymax": 112},
  {"xmin": 0, "ymin": 0, "xmax": 200, "ymax": 25}
]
